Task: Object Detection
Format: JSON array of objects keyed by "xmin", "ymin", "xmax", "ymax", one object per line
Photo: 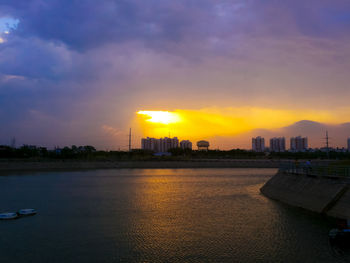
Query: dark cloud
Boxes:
[
  {"xmin": 0, "ymin": 37, "xmax": 70, "ymax": 79},
  {"xmin": 0, "ymin": 0, "xmax": 213, "ymax": 51},
  {"xmin": 1, "ymin": 0, "xmax": 350, "ymax": 51}
]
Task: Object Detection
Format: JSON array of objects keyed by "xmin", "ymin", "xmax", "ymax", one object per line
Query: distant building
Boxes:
[
  {"xmin": 270, "ymin": 137, "xmax": 286, "ymax": 152},
  {"xmin": 141, "ymin": 137, "xmax": 160, "ymax": 152},
  {"xmin": 348, "ymin": 138, "xmax": 350, "ymax": 151},
  {"xmin": 252, "ymin": 136, "xmax": 265, "ymax": 152},
  {"xmin": 290, "ymin": 136, "xmax": 308, "ymax": 152},
  {"xmin": 197, "ymin": 140, "xmax": 209, "ymax": 151},
  {"xmin": 180, "ymin": 140, "xmax": 192, "ymax": 150},
  {"xmin": 141, "ymin": 137, "xmax": 179, "ymax": 152}
]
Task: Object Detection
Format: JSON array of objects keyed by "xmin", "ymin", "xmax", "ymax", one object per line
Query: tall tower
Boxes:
[
  {"xmin": 325, "ymin": 131, "xmax": 330, "ymax": 158},
  {"xmin": 128, "ymin": 128, "xmax": 132, "ymax": 152}
]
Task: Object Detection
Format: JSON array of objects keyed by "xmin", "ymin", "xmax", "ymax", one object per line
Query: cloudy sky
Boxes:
[{"xmin": 1, "ymin": 0, "xmax": 350, "ymax": 149}]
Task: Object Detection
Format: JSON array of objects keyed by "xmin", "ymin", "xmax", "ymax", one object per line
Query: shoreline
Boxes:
[{"xmin": 0, "ymin": 159, "xmax": 335, "ymax": 174}]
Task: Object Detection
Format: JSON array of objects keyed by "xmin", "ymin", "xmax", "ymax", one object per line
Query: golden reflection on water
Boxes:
[{"xmin": 129, "ymin": 169, "xmax": 283, "ymax": 260}]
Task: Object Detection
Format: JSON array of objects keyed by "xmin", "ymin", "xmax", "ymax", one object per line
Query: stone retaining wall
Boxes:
[{"xmin": 261, "ymin": 171, "xmax": 350, "ymax": 219}]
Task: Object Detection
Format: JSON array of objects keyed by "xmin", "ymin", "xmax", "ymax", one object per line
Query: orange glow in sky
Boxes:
[{"xmin": 135, "ymin": 107, "xmax": 350, "ymax": 141}]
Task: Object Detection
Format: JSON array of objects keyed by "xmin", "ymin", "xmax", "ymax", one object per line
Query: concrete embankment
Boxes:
[{"xmin": 261, "ymin": 171, "xmax": 350, "ymax": 219}]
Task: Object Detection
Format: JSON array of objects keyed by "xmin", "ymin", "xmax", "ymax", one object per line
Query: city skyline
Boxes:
[
  {"xmin": 138, "ymin": 133, "xmax": 349, "ymax": 153},
  {"xmin": 2, "ymin": 120, "xmax": 350, "ymax": 151}
]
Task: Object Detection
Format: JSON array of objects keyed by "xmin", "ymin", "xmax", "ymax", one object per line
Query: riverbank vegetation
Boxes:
[{"xmin": 1, "ymin": 144, "xmax": 350, "ymax": 161}]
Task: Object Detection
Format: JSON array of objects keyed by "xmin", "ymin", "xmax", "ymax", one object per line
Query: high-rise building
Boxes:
[
  {"xmin": 347, "ymin": 138, "xmax": 350, "ymax": 151},
  {"xmin": 252, "ymin": 136, "xmax": 265, "ymax": 152},
  {"xmin": 141, "ymin": 137, "xmax": 160, "ymax": 152},
  {"xmin": 159, "ymin": 137, "xmax": 179, "ymax": 152},
  {"xmin": 270, "ymin": 137, "xmax": 286, "ymax": 152},
  {"xmin": 180, "ymin": 140, "xmax": 192, "ymax": 150},
  {"xmin": 290, "ymin": 136, "xmax": 308, "ymax": 152},
  {"xmin": 141, "ymin": 137, "xmax": 179, "ymax": 152}
]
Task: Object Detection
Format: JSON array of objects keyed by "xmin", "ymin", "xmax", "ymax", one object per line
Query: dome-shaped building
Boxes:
[{"xmin": 197, "ymin": 140, "xmax": 209, "ymax": 151}]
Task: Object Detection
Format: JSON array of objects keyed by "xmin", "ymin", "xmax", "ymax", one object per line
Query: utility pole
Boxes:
[
  {"xmin": 128, "ymin": 128, "xmax": 132, "ymax": 152},
  {"xmin": 325, "ymin": 131, "xmax": 330, "ymax": 159}
]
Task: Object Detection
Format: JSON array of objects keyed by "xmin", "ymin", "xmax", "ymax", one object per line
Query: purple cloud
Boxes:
[{"xmin": 1, "ymin": 0, "xmax": 350, "ymax": 148}]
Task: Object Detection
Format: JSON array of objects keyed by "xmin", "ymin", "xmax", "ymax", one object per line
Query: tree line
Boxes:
[{"xmin": 0, "ymin": 144, "xmax": 349, "ymax": 160}]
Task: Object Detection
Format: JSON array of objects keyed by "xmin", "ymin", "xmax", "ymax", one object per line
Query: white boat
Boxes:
[
  {"xmin": 18, "ymin": 209, "xmax": 37, "ymax": 216},
  {"xmin": 0, "ymin": 212, "xmax": 19, "ymax": 220}
]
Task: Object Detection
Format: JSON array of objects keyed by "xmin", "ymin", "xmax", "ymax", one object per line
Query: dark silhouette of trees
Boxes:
[{"xmin": 0, "ymin": 144, "xmax": 349, "ymax": 160}]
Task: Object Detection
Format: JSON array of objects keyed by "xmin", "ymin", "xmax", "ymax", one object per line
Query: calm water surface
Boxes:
[{"xmin": 0, "ymin": 168, "xmax": 342, "ymax": 262}]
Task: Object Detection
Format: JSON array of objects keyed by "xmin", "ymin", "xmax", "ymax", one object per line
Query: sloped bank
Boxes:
[{"xmin": 260, "ymin": 170, "xmax": 350, "ymax": 219}]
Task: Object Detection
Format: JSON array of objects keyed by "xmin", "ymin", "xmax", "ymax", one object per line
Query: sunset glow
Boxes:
[
  {"xmin": 137, "ymin": 111, "xmax": 182, "ymax": 125},
  {"xmin": 135, "ymin": 107, "xmax": 350, "ymax": 146}
]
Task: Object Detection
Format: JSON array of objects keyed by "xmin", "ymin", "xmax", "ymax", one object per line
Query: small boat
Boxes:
[
  {"xmin": 18, "ymin": 209, "xmax": 37, "ymax": 216},
  {"xmin": 0, "ymin": 212, "xmax": 19, "ymax": 220}
]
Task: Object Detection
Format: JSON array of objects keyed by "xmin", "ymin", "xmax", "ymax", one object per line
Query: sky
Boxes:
[{"xmin": 1, "ymin": 0, "xmax": 350, "ymax": 150}]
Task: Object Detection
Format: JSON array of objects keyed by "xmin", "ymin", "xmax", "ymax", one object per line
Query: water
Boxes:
[{"xmin": 0, "ymin": 168, "xmax": 343, "ymax": 262}]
